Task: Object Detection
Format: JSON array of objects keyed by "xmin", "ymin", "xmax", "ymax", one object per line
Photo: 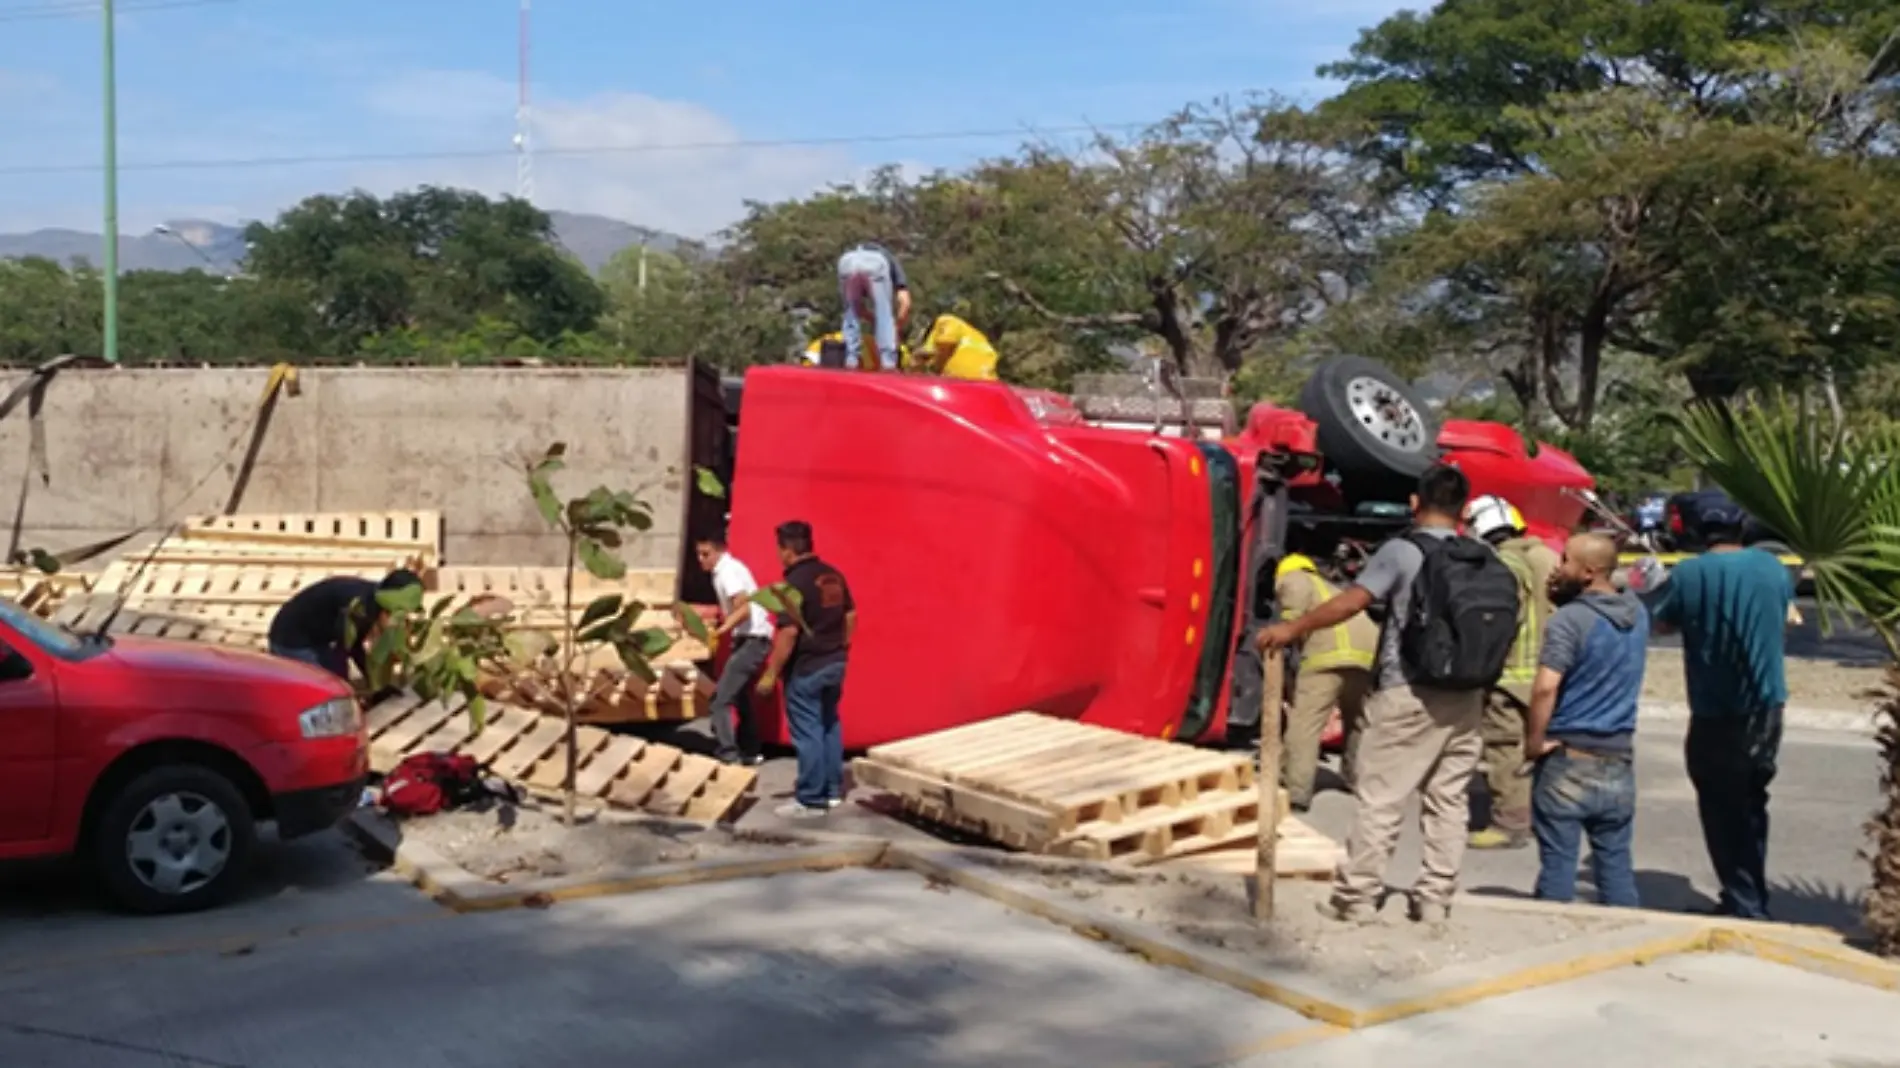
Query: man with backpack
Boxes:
[
  {"xmin": 1463, "ymin": 495, "xmax": 1560, "ymax": 850},
  {"xmin": 1260, "ymin": 464, "xmax": 1520, "ymax": 923}
]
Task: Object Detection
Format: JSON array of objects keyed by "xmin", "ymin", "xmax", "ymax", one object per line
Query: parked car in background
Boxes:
[{"xmin": 0, "ymin": 600, "xmax": 367, "ymax": 913}]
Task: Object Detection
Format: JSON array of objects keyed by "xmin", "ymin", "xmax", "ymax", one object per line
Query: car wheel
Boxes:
[
  {"xmin": 92, "ymin": 764, "xmax": 256, "ymax": 915},
  {"xmin": 1298, "ymin": 356, "xmax": 1438, "ymax": 490}
]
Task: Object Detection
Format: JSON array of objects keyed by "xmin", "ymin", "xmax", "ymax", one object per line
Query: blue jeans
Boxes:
[
  {"xmin": 1531, "ymin": 749, "xmax": 1639, "ymax": 907},
  {"xmin": 837, "ymin": 249, "xmax": 898, "ymax": 370},
  {"xmin": 1685, "ymin": 707, "xmax": 1782, "ymax": 919},
  {"xmin": 270, "ymin": 641, "xmax": 350, "ymax": 680},
  {"xmin": 783, "ymin": 660, "xmax": 846, "ymax": 808}
]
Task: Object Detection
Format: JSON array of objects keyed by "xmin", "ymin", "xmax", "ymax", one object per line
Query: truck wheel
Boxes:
[
  {"xmin": 92, "ymin": 765, "xmax": 257, "ymax": 915},
  {"xmin": 1298, "ymin": 356, "xmax": 1438, "ymax": 489}
]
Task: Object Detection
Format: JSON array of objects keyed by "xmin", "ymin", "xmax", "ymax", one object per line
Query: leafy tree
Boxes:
[{"xmin": 243, "ymin": 187, "xmax": 607, "ymax": 355}]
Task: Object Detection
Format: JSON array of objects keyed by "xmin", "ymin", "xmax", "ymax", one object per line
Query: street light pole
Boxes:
[{"xmin": 102, "ymin": 0, "xmax": 120, "ymax": 364}]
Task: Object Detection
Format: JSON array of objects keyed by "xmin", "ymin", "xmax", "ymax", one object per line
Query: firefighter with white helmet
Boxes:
[
  {"xmin": 1462, "ymin": 494, "xmax": 1561, "ymax": 848},
  {"xmin": 1273, "ymin": 553, "xmax": 1379, "ymax": 811}
]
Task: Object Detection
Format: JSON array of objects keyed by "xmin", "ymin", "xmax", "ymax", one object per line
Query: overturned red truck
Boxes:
[{"xmin": 677, "ymin": 355, "xmax": 1593, "ymax": 751}]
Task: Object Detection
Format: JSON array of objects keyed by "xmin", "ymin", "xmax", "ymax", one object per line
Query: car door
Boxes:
[{"xmin": 0, "ymin": 631, "xmax": 59, "ymax": 842}]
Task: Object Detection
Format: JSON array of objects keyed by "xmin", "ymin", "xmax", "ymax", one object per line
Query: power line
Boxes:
[
  {"xmin": 0, "ymin": 121, "xmax": 1151, "ymax": 177},
  {"xmin": 0, "ymin": 0, "xmax": 235, "ymax": 23}
]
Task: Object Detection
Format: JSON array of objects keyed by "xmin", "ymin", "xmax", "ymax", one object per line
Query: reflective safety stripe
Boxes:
[
  {"xmin": 1282, "ymin": 571, "xmax": 1374, "ymax": 671},
  {"xmin": 1498, "ymin": 549, "xmax": 1540, "ymax": 684}
]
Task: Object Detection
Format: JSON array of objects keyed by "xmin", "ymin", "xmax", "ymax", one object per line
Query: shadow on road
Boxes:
[{"xmin": 1466, "ymin": 868, "xmax": 1868, "ymax": 940}]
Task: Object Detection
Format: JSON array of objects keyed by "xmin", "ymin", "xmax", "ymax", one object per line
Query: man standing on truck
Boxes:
[
  {"xmin": 757, "ymin": 520, "xmax": 856, "ymax": 820},
  {"xmin": 1523, "ymin": 533, "xmax": 1649, "ymax": 907},
  {"xmin": 1463, "ymin": 495, "xmax": 1560, "ymax": 850},
  {"xmin": 1645, "ymin": 497, "xmax": 1794, "ymax": 921},
  {"xmin": 1273, "ymin": 553, "xmax": 1377, "ymax": 811},
  {"xmin": 695, "ymin": 533, "xmax": 771, "ymax": 767},
  {"xmin": 1261, "ymin": 464, "xmax": 1519, "ymax": 924},
  {"xmin": 836, "ymin": 241, "xmax": 912, "ymax": 372},
  {"xmin": 268, "ymin": 569, "xmax": 424, "ymax": 681}
]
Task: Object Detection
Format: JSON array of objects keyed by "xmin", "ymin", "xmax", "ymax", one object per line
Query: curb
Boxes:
[
  {"xmin": 341, "ymin": 810, "xmax": 888, "ymax": 913},
  {"xmin": 884, "ymin": 843, "xmax": 1711, "ymax": 1029}
]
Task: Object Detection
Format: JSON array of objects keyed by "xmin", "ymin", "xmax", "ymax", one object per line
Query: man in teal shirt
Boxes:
[{"xmin": 1647, "ymin": 497, "xmax": 1794, "ymax": 920}]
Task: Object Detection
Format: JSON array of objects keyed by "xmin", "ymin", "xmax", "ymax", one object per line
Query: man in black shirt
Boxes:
[
  {"xmin": 268, "ymin": 569, "xmax": 423, "ymax": 681},
  {"xmin": 756, "ymin": 520, "xmax": 855, "ymax": 818}
]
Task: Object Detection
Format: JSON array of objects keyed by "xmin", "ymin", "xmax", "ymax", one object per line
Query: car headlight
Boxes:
[{"xmin": 299, "ymin": 697, "xmax": 362, "ymax": 740}]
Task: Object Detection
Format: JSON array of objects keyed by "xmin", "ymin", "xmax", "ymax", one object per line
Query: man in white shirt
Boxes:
[{"xmin": 695, "ymin": 534, "xmax": 774, "ymax": 766}]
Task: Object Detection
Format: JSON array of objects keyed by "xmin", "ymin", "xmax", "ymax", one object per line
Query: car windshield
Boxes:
[{"xmin": 0, "ymin": 596, "xmax": 96, "ymax": 660}]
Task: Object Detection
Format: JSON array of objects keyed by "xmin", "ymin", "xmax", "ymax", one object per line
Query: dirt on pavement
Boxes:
[
  {"xmin": 397, "ymin": 802, "xmax": 810, "ymax": 884},
  {"xmin": 1644, "ymin": 648, "xmax": 1887, "ymax": 712},
  {"xmin": 958, "ymin": 856, "xmax": 1636, "ymax": 993}
]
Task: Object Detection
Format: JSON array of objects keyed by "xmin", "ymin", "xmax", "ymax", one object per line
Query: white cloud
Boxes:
[{"xmin": 351, "ymin": 70, "xmax": 861, "ymax": 238}]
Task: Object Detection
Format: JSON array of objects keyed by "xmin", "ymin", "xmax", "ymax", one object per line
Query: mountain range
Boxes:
[{"xmin": 0, "ymin": 211, "xmax": 691, "ymax": 275}]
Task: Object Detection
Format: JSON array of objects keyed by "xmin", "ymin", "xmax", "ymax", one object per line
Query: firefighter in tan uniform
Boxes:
[
  {"xmin": 1463, "ymin": 495, "xmax": 1560, "ymax": 849},
  {"xmin": 1274, "ymin": 554, "xmax": 1378, "ymax": 812}
]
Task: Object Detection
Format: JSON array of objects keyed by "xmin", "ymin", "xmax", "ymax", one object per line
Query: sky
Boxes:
[{"xmin": 0, "ymin": 0, "xmax": 1419, "ymax": 239}]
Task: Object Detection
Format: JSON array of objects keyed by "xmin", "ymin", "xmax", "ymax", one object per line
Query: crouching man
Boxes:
[{"xmin": 1525, "ymin": 533, "xmax": 1650, "ymax": 907}]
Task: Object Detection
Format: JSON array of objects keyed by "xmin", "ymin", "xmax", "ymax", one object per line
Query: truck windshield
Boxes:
[
  {"xmin": 1179, "ymin": 443, "xmax": 1240, "ymax": 740},
  {"xmin": 0, "ymin": 597, "xmax": 96, "ymax": 660}
]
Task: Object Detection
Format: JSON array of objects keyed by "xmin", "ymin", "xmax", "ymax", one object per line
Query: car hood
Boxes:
[{"xmin": 102, "ymin": 635, "xmax": 347, "ymax": 693}]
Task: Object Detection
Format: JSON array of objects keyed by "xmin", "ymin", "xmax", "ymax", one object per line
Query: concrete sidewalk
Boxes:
[{"xmin": 2, "ymin": 866, "xmax": 1895, "ymax": 1068}]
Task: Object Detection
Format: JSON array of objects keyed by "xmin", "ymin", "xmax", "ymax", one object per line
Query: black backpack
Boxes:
[{"xmin": 1398, "ymin": 531, "xmax": 1521, "ymax": 690}]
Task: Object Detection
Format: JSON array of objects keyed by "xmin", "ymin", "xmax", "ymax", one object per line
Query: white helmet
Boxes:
[{"xmin": 1464, "ymin": 494, "xmax": 1524, "ymax": 541}]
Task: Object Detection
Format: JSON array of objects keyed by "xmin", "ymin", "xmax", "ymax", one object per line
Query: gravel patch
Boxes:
[
  {"xmin": 1645, "ymin": 649, "xmax": 1886, "ymax": 713},
  {"xmin": 397, "ymin": 802, "xmax": 807, "ymax": 884},
  {"xmin": 957, "ymin": 855, "xmax": 1637, "ymax": 993}
]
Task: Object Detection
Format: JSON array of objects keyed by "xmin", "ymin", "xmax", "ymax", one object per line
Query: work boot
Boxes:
[
  {"xmin": 1467, "ymin": 826, "xmax": 1530, "ymax": 850},
  {"xmin": 1315, "ymin": 896, "xmax": 1378, "ymax": 925},
  {"xmin": 1409, "ymin": 895, "xmax": 1451, "ymax": 925}
]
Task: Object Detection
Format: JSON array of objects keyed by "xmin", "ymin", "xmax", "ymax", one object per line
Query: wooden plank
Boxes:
[
  {"xmin": 527, "ymin": 728, "xmax": 606, "ymax": 791},
  {"xmin": 372, "ymin": 698, "xmax": 462, "ymax": 756},
  {"xmin": 490, "ymin": 717, "xmax": 567, "ymax": 780},
  {"xmin": 572, "ymin": 736, "xmax": 643, "ymax": 797},
  {"xmin": 365, "ymin": 693, "xmax": 427, "ymax": 738},
  {"xmin": 607, "ymin": 745, "xmax": 682, "ymax": 809},
  {"xmin": 463, "ymin": 705, "xmax": 541, "ymax": 765},
  {"xmin": 681, "ymin": 766, "xmax": 755, "ymax": 822},
  {"xmin": 851, "ymin": 757, "xmax": 1064, "ymax": 844},
  {"xmin": 643, "ymin": 757, "xmax": 718, "ymax": 817}
]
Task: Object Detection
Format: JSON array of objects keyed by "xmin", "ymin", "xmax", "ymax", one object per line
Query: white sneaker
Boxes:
[{"xmin": 775, "ymin": 802, "xmax": 829, "ymax": 820}]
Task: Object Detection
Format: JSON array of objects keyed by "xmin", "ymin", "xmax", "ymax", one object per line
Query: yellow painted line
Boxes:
[
  {"xmin": 1617, "ymin": 552, "xmax": 1804, "ymax": 567},
  {"xmin": 1713, "ymin": 926, "xmax": 1900, "ymax": 992}
]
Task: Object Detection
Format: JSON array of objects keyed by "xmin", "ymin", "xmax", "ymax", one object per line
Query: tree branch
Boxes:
[{"xmin": 983, "ymin": 272, "xmax": 1150, "ymax": 329}]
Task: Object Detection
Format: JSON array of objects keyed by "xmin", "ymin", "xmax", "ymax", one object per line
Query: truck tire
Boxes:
[
  {"xmin": 92, "ymin": 764, "xmax": 257, "ymax": 915},
  {"xmin": 1298, "ymin": 356, "xmax": 1438, "ymax": 490}
]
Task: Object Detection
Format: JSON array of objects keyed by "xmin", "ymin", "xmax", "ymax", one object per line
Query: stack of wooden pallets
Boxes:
[{"xmin": 852, "ymin": 712, "xmax": 1344, "ymax": 876}]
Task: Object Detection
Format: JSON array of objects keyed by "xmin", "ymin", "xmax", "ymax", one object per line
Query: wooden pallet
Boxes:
[
  {"xmin": 187, "ymin": 511, "xmax": 443, "ymax": 560},
  {"xmin": 483, "ymin": 660, "xmax": 714, "ymax": 724},
  {"xmin": 142, "ymin": 538, "xmax": 425, "ymax": 571},
  {"xmin": 52, "ymin": 594, "xmax": 266, "ymax": 649},
  {"xmin": 852, "ymin": 712, "xmax": 1318, "ymax": 865},
  {"xmin": 1152, "ymin": 818, "xmax": 1344, "ymax": 880},
  {"xmin": 364, "ymin": 692, "xmax": 752, "ymax": 821},
  {"xmin": 94, "ymin": 561, "xmax": 398, "ymax": 604},
  {"xmin": 0, "ymin": 569, "xmax": 93, "ymax": 613},
  {"xmin": 434, "ymin": 566, "xmax": 677, "ymax": 609}
]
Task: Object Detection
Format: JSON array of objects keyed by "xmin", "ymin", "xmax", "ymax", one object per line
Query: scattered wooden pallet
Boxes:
[
  {"xmin": 482, "ymin": 660, "xmax": 713, "ymax": 725},
  {"xmin": 364, "ymin": 692, "xmax": 752, "ymax": 821},
  {"xmin": 1152, "ymin": 818, "xmax": 1344, "ymax": 880},
  {"xmin": 93, "ymin": 561, "xmax": 395, "ymax": 604},
  {"xmin": 187, "ymin": 511, "xmax": 444, "ymax": 561},
  {"xmin": 434, "ymin": 566, "xmax": 677, "ymax": 609},
  {"xmin": 0, "ymin": 569, "xmax": 93, "ymax": 613},
  {"xmin": 853, "ymin": 712, "xmax": 1326, "ymax": 867},
  {"xmin": 53, "ymin": 594, "xmax": 266, "ymax": 649}
]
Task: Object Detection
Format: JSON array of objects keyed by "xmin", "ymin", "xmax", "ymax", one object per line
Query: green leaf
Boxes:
[
  {"xmin": 367, "ymin": 625, "xmax": 407, "ymax": 690},
  {"xmin": 467, "ymin": 693, "xmax": 487, "ymax": 735},
  {"xmin": 579, "ymin": 594, "xmax": 624, "ymax": 629},
  {"xmin": 632, "ymin": 627, "xmax": 675, "ymax": 657},
  {"xmin": 23, "ymin": 548, "xmax": 59, "ymax": 575},
  {"xmin": 577, "ymin": 619, "xmax": 625, "ymax": 645},
  {"xmin": 676, "ymin": 605, "xmax": 712, "ymax": 642},
  {"xmin": 694, "ymin": 465, "xmax": 726, "ymax": 499},
  {"xmin": 428, "ymin": 595, "xmax": 458, "ymax": 620},
  {"xmin": 584, "ymin": 526, "xmax": 623, "ymax": 548},
  {"xmin": 751, "ymin": 587, "xmax": 787, "ymax": 614},
  {"xmin": 616, "ymin": 642, "xmax": 658, "ymax": 681},
  {"xmin": 627, "ymin": 508, "xmax": 653, "ymax": 532},
  {"xmin": 504, "ymin": 629, "xmax": 557, "ymax": 666},
  {"xmin": 376, "ymin": 583, "xmax": 424, "ymax": 613},
  {"xmin": 530, "ymin": 473, "xmax": 563, "ymax": 527},
  {"xmin": 454, "ymin": 653, "xmax": 478, "ymax": 684},
  {"xmin": 577, "ymin": 538, "xmax": 627, "ymax": 580}
]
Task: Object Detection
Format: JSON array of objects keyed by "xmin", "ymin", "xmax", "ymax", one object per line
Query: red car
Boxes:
[{"xmin": 0, "ymin": 599, "xmax": 368, "ymax": 913}]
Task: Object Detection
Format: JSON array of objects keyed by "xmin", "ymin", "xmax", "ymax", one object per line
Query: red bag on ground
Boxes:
[{"xmin": 381, "ymin": 752, "xmax": 487, "ymax": 817}]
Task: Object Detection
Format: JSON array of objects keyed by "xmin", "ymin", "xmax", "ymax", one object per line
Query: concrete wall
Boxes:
[{"xmin": 0, "ymin": 366, "xmax": 693, "ymax": 567}]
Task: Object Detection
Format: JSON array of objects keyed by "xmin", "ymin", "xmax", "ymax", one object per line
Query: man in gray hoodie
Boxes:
[{"xmin": 1523, "ymin": 533, "xmax": 1650, "ymax": 907}]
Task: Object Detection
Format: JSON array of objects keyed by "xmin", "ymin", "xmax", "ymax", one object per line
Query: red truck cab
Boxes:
[
  {"xmin": 689, "ymin": 358, "xmax": 1593, "ymax": 752},
  {"xmin": 0, "ymin": 599, "xmax": 367, "ymax": 913}
]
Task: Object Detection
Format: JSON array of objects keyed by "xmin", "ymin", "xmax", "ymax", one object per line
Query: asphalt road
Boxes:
[
  {"xmin": 1647, "ymin": 596, "xmax": 1888, "ymax": 667},
  {"xmin": 1298, "ymin": 715, "xmax": 1881, "ymax": 934}
]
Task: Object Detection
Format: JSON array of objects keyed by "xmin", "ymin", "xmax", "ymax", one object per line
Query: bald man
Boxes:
[{"xmin": 1523, "ymin": 533, "xmax": 1652, "ymax": 908}]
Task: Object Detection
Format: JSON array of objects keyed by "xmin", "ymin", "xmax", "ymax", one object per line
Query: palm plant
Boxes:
[{"xmin": 1673, "ymin": 394, "xmax": 1900, "ymax": 953}]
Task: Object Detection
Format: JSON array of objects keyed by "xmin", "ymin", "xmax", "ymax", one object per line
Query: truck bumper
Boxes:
[{"xmin": 273, "ymin": 776, "xmax": 367, "ymax": 839}]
